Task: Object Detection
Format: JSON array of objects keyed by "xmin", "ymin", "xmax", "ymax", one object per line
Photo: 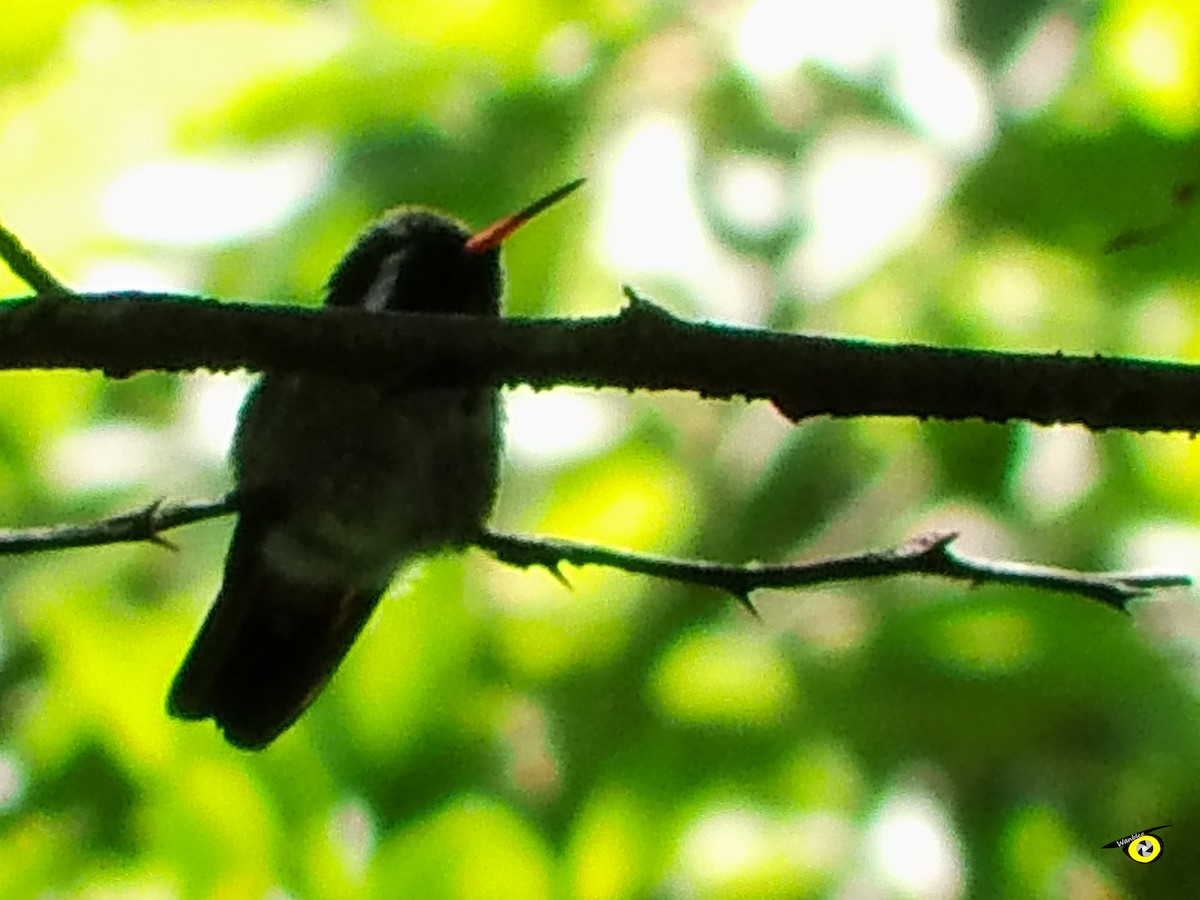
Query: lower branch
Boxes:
[
  {"xmin": 0, "ymin": 496, "xmax": 236, "ymax": 553},
  {"xmin": 477, "ymin": 530, "xmax": 1188, "ymax": 613},
  {"xmin": 0, "ymin": 497, "xmax": 1187, "ymax": 612}
]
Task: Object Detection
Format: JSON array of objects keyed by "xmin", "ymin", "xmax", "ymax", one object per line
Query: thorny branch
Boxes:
[
  {"xmin": 0, "ymin": 497, "xmax": 238, "ymax": 554},
  {"xmin": 479, "ymin": 530, "xmax": 1190, "ymax": 614},
  {"xmin": 0, "ymin": 220, "xmax": 1192, "ymax": 611},
  {"xmin": 0, "ymin": 496, "xmax": 1186, "ymax": 612}
]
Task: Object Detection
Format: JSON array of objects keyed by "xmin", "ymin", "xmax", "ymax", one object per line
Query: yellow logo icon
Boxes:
[
  {"xmin": 1126, "ymin": 835, "xmax": 1161, "ymax": 863},
  {"xmin": 1102, "ymin": 825, "xmax": 1170, "ymax": 864}
]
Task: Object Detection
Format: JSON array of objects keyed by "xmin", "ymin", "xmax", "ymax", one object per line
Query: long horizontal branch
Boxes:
[
  {"xmin": 0, "ymin": 496, "xmax": 1186, "ymax": 611},
  {"xmin": 1, "ymin": 289, "xmax": 1200, "ymax": 432}
]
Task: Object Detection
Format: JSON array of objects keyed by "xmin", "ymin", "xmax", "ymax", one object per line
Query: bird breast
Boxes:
[{"xmin": 231, "ymin": 373, "xmax": 499, "ymax": 589}]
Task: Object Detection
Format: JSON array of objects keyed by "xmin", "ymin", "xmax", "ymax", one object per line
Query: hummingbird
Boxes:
[{"xmin": 168, "ymin": 178, "xmax": 584, "ymax": 749}]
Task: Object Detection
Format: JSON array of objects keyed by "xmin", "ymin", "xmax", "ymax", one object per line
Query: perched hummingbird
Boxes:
[{"xmin": 168, "ymin": 179, "xmax": 584, "ymax": 749}]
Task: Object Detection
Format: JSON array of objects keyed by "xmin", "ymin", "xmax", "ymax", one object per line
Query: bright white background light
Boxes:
[{"xmin": 101, "ymin": 139, "xmax": 331, "ymax": 246}]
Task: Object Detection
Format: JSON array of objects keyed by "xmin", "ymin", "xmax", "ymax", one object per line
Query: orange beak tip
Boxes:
[{"xmin": 464, "ymin": 177, "xmax": 586, "ymax": 254}]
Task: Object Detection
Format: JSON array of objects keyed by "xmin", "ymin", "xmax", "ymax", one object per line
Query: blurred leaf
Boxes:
[
  {"xmin": 956, "ymin": 0, "xmax": 1052, "ymax": 69},
  {"xmin": 368, "ymin": 796, "xmax": 552, "ymax": 900}
]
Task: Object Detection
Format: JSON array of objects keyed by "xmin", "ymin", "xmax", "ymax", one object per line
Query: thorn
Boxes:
[
  {"xmin": 732, "ymin": 591, "xmax": 761, "ymax": 620},
  {"xmin": 139, "ymin": 498, "xmax": 179, "ymax": 551},
  {"xmin": 545, "ymin": 561, "xmax": 572, "ymax": 590},
  {"xmin": 148, "ymin": 532, "xmax": 180, "ymax": 552},
  {"xmin": 1105, "ymin": 587, "xmax": 1141, "ymax": 615},
  {"xmin": 928, "ymin": 531, "xmax": 958, "ymax": 551},
  {"xmin": 620, "ymin": 285, "xmax": 676, "ymax": 322},
  {"xmin": 904, "ymin": 531, "xmax": 957, "ymax": 555}
]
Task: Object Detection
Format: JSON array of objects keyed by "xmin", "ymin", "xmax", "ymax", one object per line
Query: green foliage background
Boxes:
[{"xmin": 2, "ymin": 1, "xmax": 1200, "ymax": 898}]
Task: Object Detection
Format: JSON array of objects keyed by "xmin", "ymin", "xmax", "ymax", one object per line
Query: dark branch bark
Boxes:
[
  {"xmin": 1, "ymin": 289, "xmax": 1199, "ymax": 433},
  {"xmin": 0, "ymin": 496, "xmax": 1184, "ymax": 611}
]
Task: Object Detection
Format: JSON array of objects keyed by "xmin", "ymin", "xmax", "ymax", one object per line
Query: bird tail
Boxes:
[{"xmin": 168, "ymin": 516, "xmax": 383, "ymax": 750}]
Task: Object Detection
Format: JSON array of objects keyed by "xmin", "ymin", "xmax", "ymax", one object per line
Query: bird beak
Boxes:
[{"xmin": 463, "ymin": 178, "xmax": 585, "ymax": 254}]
